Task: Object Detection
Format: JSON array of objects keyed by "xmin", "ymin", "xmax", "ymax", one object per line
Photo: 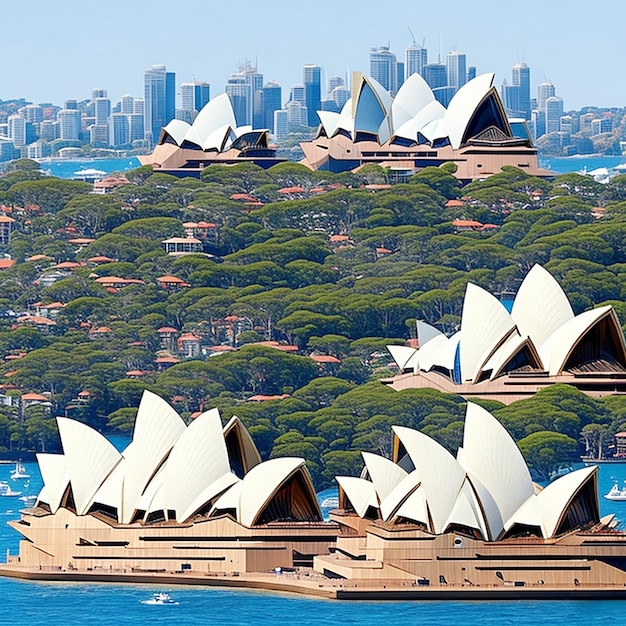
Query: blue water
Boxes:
[
  {"xmin": 3, "ymin": 461, "xmax": 626, "ymax": 623},
  {"xmin": 540, "ymin": 155, "xmax": 626, "ymax": 175},
  {"xmin": 40, "ymin": 157, "xmax": 141, "ymax": 179}
]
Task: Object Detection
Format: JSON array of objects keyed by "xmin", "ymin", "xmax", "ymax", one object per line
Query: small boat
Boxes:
[
  {"xmin": 0, "ymin": 481, "xmax": 21, "ymax": 497},
  {"xmin": 320, "ymin": 496, "xmax": 339, "ymax": 508},
  {"xmin": 19, "ymin": 494, "xmax": 37, "ymax": 505},
  {"xmin": 140, "ymin": 592, "xmax": 178, "ymax": 605},
  {"xmin": 11, "ymin": 461, "xmax": 30, "ymax": 481},
  {"xmin": 604, "ymin": 482, "xmax": 626, "ymax": 501}
]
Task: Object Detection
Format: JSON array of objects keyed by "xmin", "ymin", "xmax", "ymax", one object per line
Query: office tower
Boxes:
[
  {"xmin": 545, "ymin": 96, "xmax": 563, "ymax": 134},
  {"xmin": 263, "ymin": 81, "xmax": 282, "ymax": 133},
  {"xmin": 330, "ymin": 85, "xmax": 349, "ymax": 110},
  {"xmin": 175, "ymin": 109, "xmax": 194, "ymax": 124},
  {"xmin": 512, "ymin": 62, "xmax": 531, "ymax": 119},
  {"xmin": 128, "ymin": 114, "xmax": 144, "ymax": 142},
  {"xmin": 303, "ymin": 64, "xmax": 322, "ymax": 127},
  {"xmin": 467, "ymin": 66, "xmax": 476, "ymax": 82},
  {"xmin": 328, "ymin": 75, "xmax": 345, "ymax": 92},
  {"xmin": 405, "ymin": 43, "xmax": 427, "ymax": 78},
  {"xmin": 274, "ymin": 109, "xmax": 289, "ymax": 140},
  {"xmin": 433, "ymin": 86, "xmax": 456, "ymax": 107},
  {"xmin": 65, "ymin": 100, "xmax": 78, "ymax": 110},
  {"xmin": 446, "ymin": 51, "xmax": 467, "ymax": 90},
  {"xmin": 560, "ymin": 115, "xmax": 573, "ymax": 137},
  {"xmin": 92, "ymin": 88, "xmax": 107, "ymax": 99},
  {"xmin": 225, "ymin": 62, "xmax": 263, "ymax": 127},
  {"xmin": 369, "ymin": 46, "xmax": 401, "ymax": 94},
  {"xmin": 110, "ymin": 113, "xmax": 130, "ymax": 147},
  {"xmin": 501, "ymin": 79, "xmax": 522, "ymax": 117},
  {"xmin": 89, "ymin": 124, "xmax": 109, "ymax": 147},
  {"xmin": 57, "ymin": 108, "xmax": 81, "ymax": 140},
  {"xmin": 286, "ymin": 100, "xmax": 308, "ymax": 128},
  {"xmin": 120, "ymin": 94, "xmax": 135, "ymax": 114},
  {"xmin": 144, "ymin": 64, "xmax": 176, "ymax": 146},
  {"xmin": 290, "ymin": 84, "xmax": 306, "ymax": 103},
  {"xmin": 7, "ymin": 115, "xmax": 26, "ymax": 146},
  {"xmin": 180, "ymin": 81, "xmax": 210, "ymax": 113},
  {"xmin": 94, "ymin": 97, "xmax": 110, "ymax": 126},
  {"xmin": 537, "ymin": 81, "xmax": 556, "ymax": 113},
  {"xmin": 395, "ymin": 61, "xmax": 405, "ymax": 92},
  {"xmin": 423, "ymin": 63, "xmax": 447, "ymax": 89},
  {"xmin": 23, "ymin": 104, "xmax": 44, "ymax": 123}
]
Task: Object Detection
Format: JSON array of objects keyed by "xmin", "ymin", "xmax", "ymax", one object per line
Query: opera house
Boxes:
[
  {"xmin": 315, "ymin": 402, "xmax": 626, "ymax": 596},
  {"xmin": 139, "ymin": 71, "xmax": 551, "ymax": 182},
  {"xmin": 385, "ymin": 264, "xmax": 626, "ymax": 403},
  {"xmin": 138, "ymin": 93, "xmax": 285, "ymax": 174},
  {"xmin": 299, "ymin": 71, "xmax": 552, "ymax": 181},
  {"xmin": 3, "ymin": 391, "xmax": 336, "ymax": 576}
]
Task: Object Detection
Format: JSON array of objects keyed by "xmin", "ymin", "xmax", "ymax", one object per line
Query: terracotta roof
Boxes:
[
  {"xmin": 157, "ymin": 326, "xmax": 178, "ymax": 333},
  {"xmin": 0, "ymin": 259, "xmax": 15, "ymax": 269},
  {"xmin": 310, "ymin": 354, "xmax": 341, "ymax": 364},
  {"xmin": 247, "ymin": 393, "xmax": 290, "ymax": 402},
  {"xmin": 21, "ymin": 392, "xmax": 49, "ymax": 402}
]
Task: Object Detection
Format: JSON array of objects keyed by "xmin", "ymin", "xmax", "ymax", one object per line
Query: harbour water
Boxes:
[
  {"xmin": 3, "ymin": 461, "xmax": 626, "ymax": 624},
  {"xmin": 30, "ymin": 154, "xmax": 626, "ymax": 182}
]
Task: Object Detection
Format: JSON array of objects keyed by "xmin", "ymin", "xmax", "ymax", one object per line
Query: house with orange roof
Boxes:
[
  {"xmin": 156, "ymin": 274, "xmax": 190, "ymax": 291},
  {"xmin": 161, "ymin": 236, "xmax": 204, "ymax": 256},
  {"xmin": 177, "ymin": 332, "xmax": 202, "ymax": 358}
]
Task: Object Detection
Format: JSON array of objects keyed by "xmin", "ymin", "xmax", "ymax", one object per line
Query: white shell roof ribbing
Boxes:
[
  {"xmin": 56, "ymin": 417, "xmax": 122, "ymax": 515},
  {"xmin": 202, "ymin": 124, "xmax": 231, "ymax": 152},
  {"xmin": 511, "ymin": 264, "xmax": 574, "ymax": 350},
  {"xmin": 483, "ymin": 332, "xmax": 529, "ymax": 380},
  {"xmin": 178, "ymin": 472, "xmax": 241, "ymax": 523},
  {"xmin": 135, "ymin": 462, "xmax": 167, "ymax": 517},
  {"xmin": 87, "ymin": 459, "xmax": 125, "ymax": 518},
  {"xmin": 459, "ymin": 402, "xmax": 535, "ymax": 534},
  {"xmin": 393, "ymin": 425, "xmax": 465, "ymax": 534},
  {"xmin": 336, "ymin": 475, "xmax": 379, "ymax": 519},
  {"xmin": 362, "ymin": 452, "xmax": 408, "ymax": 503},
  {"xmin": 390, "ymin": 72, "xmax": 436, "ymax": 130},
  {"xmin": 189, "ymin": 93, "xmax": 236, "ymax": 144},
  {"xmin": 379, "ymin": 470, "xmax": 422, "ymax": 521},
  {"xmin": 159, "ymin": 408, "xmax": 231, "ymax": 522},
  {"xmin": 459, "ymin": 466, "xmax": 505, "ymax": 540},
  {"xmin": 222, "ymin": 415, "xmax": 262, "ymax": 471},
  {"xmin": 318, "ymin": 111, "xmax": 341, "ymax": 138},
  {"xmin": 162, "ymin": 119, "xmax": 192, "ymax": 145},
  {"xmin": 395, "ymin": 485, "xmax": 429, "ymax": 525},
  {"xmin": 36, "ymin": 453, "xmax": 68, "ymax": 514},
  {"xmin": 534, "ymin": 465, "xmax": 597, "ymax": 537},
  {"xmin": 120, "ymin": 390, "xmax": 186, "ymax": 523},
  {"xmin": 442, "ymin": 73, "xmax": 495, "ymax": 150},
  {"xmin": 418, "ymin": 333, "xmax": 453, "ymax": 372},
  {"xmin": 238, "ymin": 457, "xmax": 309, "ymax": 527},
  {"xmin": 539, "ymin": 306, "xmax": 613, "ymax": 376},
  {"xmin": 417, "ymin": 320, "xmax": 444, "ymax": 346},
  {"xmin": 387, "ymin": 344, "xmax": 418, "ymax": 370},
  {"xmin": 210, "ymin": 478, "xmax": 242, "ymax": 516},
  {"xmin": 460, "ymin": 282, "xmax": 516, "ymax": 383},
  {"xmin": 444, "ymin": 478, "xmax": 489, "ymax": 538}
]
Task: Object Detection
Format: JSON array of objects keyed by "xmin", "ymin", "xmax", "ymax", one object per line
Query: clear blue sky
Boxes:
[{"xmin": 2, "ymin": 0, "xmax": 623, "ymax": 111}]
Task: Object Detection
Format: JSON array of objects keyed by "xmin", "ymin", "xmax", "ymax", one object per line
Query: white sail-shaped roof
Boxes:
[
  {"xmin": 444, "ymin": 477, "xmax": 488, "ymax": 538},
  {"xmin": 390, "ymin": 72, "xmax": 436, "ymax": 131},
  {"xmin": 387, "ymin": 344, "xmax": 418, "ymax": 370},
  {"xmin": 36, "ymin": 453, "xmax": 68, "ymax": 514},
  {"xmin": 56, "ymin": 417, "xmax": 121, "ymax": 515},
  {"xmin": 539, "ymin": 305, "xmax": 615, "ymax": 376},
  {"xmin": 460, "ymin": 282, "xmax": 516, "ymax": 383},
  {"xmin": 511, "ymin": 264, "xmax": 574, "ymax": 351},
  {"xmin": 335, "ymin": 98, "xmax": 354, "ymax": 136},
  {"xmin": 413, "ymin": 99, "xmax": 446, "ymax": 134},
  {"xmin": 157, "ymin": 408, "xmax": 232, "ymax": 523},
  {"xmin": 318, "ymin": 110, "xmax": 342, "ymax": 138},
  {"xmin": 87, "ymin": 459, "xmax": 125, "ymax": 517},
  {"xmin": 223, "ymin": 415, "xmax": 262, "ymax": 475},
  {"xmin": 379, "ymin": 470, "xmax": 422, "ymax": 521},
  {"xmin": 120, "ymin": 390, "xmax": 186, "ymax": 523},
  {"xmin": 458, "ymin": 402, "xmax": 535, "ymax": 538},
  {"xmin": 521, "ymin": 466, "xmax": 598, "ymax": 538},
  {"xmin": 162, "ymin": 119, "xmax": 191, "ymax": 146},
  {"xmin": 177, "ymin": 472, "xmax": 240, "ymax": 523},
  {"xmin": 202, "ymin": 124, "xmax": 231, "ymax": 152},
  {"xmin": 393, "ymin": 426, "xmax": 465, "ymax": 534},
  {"xmin": 191, "ymin": 92, "xmax": 236, "ymax": 143},
  {"xmin": 441, "ymin": 73, "xmax": 496, "ymax": 150},
  {"xmin": 337, "ymin": 475, "xmax": 378, "ymax": 519},
  {"xmin": 362, "ymin": 452, "xmax": 407, "ymax": 503},
  {"xmin": 210, "ymin": 479, "xmax": 243, "ymax": 517},
  {"xmin": 482, "ymin": 332, "xmax": 541, "ymax": 380},
  {"xmin": 238, "ymin": 457, "xmax": 310, "ymax": 527},
  {"xmin": 418, "ymin": 333, "xmax": 453, "ymax": 372},
  {"xmin": 394, "ymin": 485, "xmax": 429, "ymax": 525}
]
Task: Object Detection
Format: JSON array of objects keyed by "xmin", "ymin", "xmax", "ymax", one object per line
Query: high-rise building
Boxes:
[
  {"xmin": 57, "ymin": 108, "xmax": 81, "ymax": 140},
  {"xmin": 328, "ymin": 75, "xmax": 345, "ymax": 93},
  {"xmin": 446, "ymin": 51, "xmax": 467, "ymax": 90},
  {"xmin": 405, "ymin": 43, "xmax": 428, "ymax": 78},
  {"xmin": 23, "ymin": 104, "xmax": 44, "ymax": 123},
  {"xmin": 369, "ymin": 46, "xmax": 401, "ymax": 94},
  {"xmin": 120, "ymin": 94, "xmax": 135, "ymax": 115},
  {"xmin": 545, "ymin": 96, "xmax": 564, "ymax": 134},
  {"xmin": 303, "ymin": 64, "xmax": 322, "ymax": 127},
  {"xmin": 144, "ymin": 64, "xmax": 176, "ymax": 146},
  {"xmin": 263, "ymin": 81, "xmax": 282, "ymax": 133},
  {"xmin": 225, "ymin": 62, "xmax": 263, "ymax": 127},
  {"xmin": 537, "ymin": 81, "xmax": 556, "ymax": 113},
  {"xmin": 7, "ymin": 115, "xmax": 26, "ymax": 146},
  {"xmin": 423, "ymin": 63, "xmax": 447, "ymax": 89},
  {"xmin": 180, "ymin": 81, "xmax": 210, "ymax": 113},
  {"xmin": 274, "ymin": 109, "xmax": 289, "ymax": 140},
  {"xmin": 512, "ymin": 62, "xmax": 531, "ymax": 119},
  {"xmin": 110, "ymin": 113, "xmax": 130, "ymax": 147},
  {"xmin": 290, "ymin": 84, "xmax": 306, "ymax": 103},
  {"xmin": 501, "ymin": 80, "xmax": 522, "ymax": 117},
  {"xmin": 94, "ymin": 97, "xmax": 110, "ymax": 126}
]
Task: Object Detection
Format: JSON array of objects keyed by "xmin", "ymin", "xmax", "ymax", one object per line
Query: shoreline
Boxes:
[{"xmin": 3, "ymin": 565, "xmax": 626, "ymax": 601}]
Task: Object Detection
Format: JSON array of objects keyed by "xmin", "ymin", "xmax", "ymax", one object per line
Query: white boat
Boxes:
[
  {"xmin": 19, "ymin": 494, "xmax": 37, "ymax": 505},
  {"xmin": 0, "ymin": 481, "xmax": 21, "ymax": 497},
  {"xmin": 604, "ymin": 482, "xmax": 626, "ymax": 501},
  {"xmin": 10, "ymin": 461, "xmax": 30, "ymax": 480},
  {"xmin": 140, "ymin": 592, "xmax": 178, "ymax": 605}
]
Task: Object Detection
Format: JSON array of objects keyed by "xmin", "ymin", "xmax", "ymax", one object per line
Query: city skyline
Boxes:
[{"xmin": 2, "ymin": 1, "xmax": 625, "ymax": 112}]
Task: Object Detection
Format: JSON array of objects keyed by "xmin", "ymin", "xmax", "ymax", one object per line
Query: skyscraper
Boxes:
[
  {"xmin": 225, "ymin": 62, "xmax": 263, "ymax": 127},
  {"xmin": 303, "ymin": 64, "xmax": 322, "ymax": 127},
  {"xmin": 545, "ymin": 96, "xmax": 564, "ymax": 134},
  {"xmin": 446, "ymin": 51, "xmax": 467, "ymax": 90},
  {"xmin": 369, "ymin": 46, "xmax": 401, "ymax": 94},
  {"xmin": 405, "ymin": 43, "xmax": 428, "ymax": 79},
  {"xmin": 423, "ymin": 62, "xmax": 447, "ymax": 90},
  {"xmin": 144, "ymin": 64, "xmax": 176, "ymax": 146},
  {"xmin": 180, "ymin": 81, "xmax": 210, "ymax": 113},
  {"xmin": 537, "ymin": 81, "xmax": 556, "ymax": 113},
  {"xmin": 263, "ymin": 81, "xmax": 282, "ymax": 133},
  {"xmin": 512, "ymin": 62, "xmax": 531, "ymax": 119}
]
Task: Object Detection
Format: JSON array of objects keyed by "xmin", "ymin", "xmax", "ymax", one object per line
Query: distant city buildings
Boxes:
[{"xmin": 1, "ymin": 38, "xmax": 608, "ymax": 164}]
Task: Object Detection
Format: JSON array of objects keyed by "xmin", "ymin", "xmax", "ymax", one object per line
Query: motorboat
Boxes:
[
  {"xmin": 19, "ymin": 494, "xmax": 37, "ymax": 505},
  {"xmin": 604, "ymin": 482, "xmax": 626, "ymax": 500},
  {"xmin": 10, "ymin": 461, "xmax": 30, "ymax": 481},
  {"xmin": 140, "ymin": 592, "xmax": 178, "ymax": 605},
  {"xmin": 0, "ymin": 481, "xmax": 21, "ymax": 497}
]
